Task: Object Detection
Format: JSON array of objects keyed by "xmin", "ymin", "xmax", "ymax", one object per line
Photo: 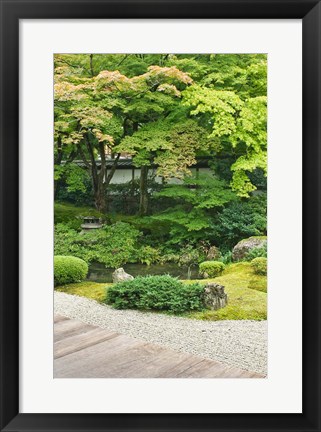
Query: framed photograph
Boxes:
[{"xmin": 1, "ymin": 0, "xmax": 320, "ymax": 431}]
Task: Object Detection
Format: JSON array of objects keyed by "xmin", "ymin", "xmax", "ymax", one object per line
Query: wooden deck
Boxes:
[{"xmin": 54, "ymin": 315, "xmax": 263, "ymax": 378}]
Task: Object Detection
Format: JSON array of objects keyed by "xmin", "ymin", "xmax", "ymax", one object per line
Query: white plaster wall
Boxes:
[{"xmin": 109, "ymin": 167, "xmax": 212, "ymax": 184}]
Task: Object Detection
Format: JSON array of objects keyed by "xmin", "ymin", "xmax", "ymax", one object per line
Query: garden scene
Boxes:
[{"xmin": 54, "ymin": 53, "xmax": 267, "ymax": 378}]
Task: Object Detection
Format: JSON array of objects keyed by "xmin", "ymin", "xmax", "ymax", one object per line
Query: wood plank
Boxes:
[
  {"xmin": 54, "ymin": 315, "xmax": 69, "ymax": 324},
  {"xmin": 120, "ymin": 347, "xmax": 205, "ymax": 378},
  {"xmin": 176, "ymin": 358, "xmax": 238, "ymax": 378},
  {"xmin": 54, "ymin": 319, "xmax": 96, "ymax": 343},
  {"xmin": 54, "ymin": 333, "xmax": 140, "ymax": 378},
  {"xmin": 53, "ymin": 315, "xmax": 264, "ymax": 379},
  {"xmin": 54, "ymin": 328, "xmax": 119, "ymax": 359}
]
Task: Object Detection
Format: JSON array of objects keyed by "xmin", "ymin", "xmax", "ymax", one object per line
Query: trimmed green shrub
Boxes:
[
  {"xmin": 54, "ymin": 255, "xmax": 88, "ymax": 286},
  {"xmin": 251, "ymin": 257, "xmax": 267, "ymax": 275},
  {"xmin": 199, "ymin": 261, "xmax": 225, "ymax": 278},
  {"xmin": 106, "ymin": 275, "xmax": 205, "ymax": 314}
]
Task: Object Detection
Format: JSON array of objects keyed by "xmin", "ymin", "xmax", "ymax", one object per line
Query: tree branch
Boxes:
[
  {"xmin": 98, "ymin": 142, "xmax": 106, "ymax": 182},
  {"xmin": 105, "ymin": 153, "xmax": 121, "ymax": 186},
  {"xmin": 54, "ymin": 136, "xmax": 63, "ymax": 165},
  {"xmin": 117, "ymin": 54, "xmax": 129, "ymax": 67},
  {"xmin": 78, "ymin": 144, "xmax": 91, "ymax": 169}
]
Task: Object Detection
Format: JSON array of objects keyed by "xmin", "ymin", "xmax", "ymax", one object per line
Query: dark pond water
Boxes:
[{"xmin": 87, "ymin": 262, "xmax": 201, "ymax": 283}]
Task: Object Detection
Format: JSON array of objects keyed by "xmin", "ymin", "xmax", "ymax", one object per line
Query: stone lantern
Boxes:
[{"xmin": 81, "ymin": 216, "xmax": 102, "ymax": 231}]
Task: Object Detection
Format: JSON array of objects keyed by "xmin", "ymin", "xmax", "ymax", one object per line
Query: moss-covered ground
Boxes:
[
  {"xmin": 55, "ymin": 281, "xmax": 111, "ymax": 302},
  {"xmin": 55, "ymin": 262, "xmax": 267, "ymax": 321},
  {"xmin": 184, "ymin": 262, "xmax": 266, "ymax": 320}
]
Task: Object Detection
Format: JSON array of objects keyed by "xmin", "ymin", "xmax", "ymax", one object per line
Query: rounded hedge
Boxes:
[
  {"xmin": 106, "ymin": 275, "xmax": 205, "ymax": 314},
  {"xmin": 199, "ymin": 261, "xmax": 225, "ymax": 278},
  {"xmin": 54, "ymin": 255, "xmax": 88, "ymax": 286},
  {"xmin": 251, "ymin": 257, "xmax": 267, "ymax": 275}
]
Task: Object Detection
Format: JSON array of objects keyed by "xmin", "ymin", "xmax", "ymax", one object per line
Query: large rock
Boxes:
[
  {"xmin": 112, "ymin": 268, "xmax": 134, "ymax": 283},
  {"xmin": 206, "ymin": 245, "xmax": 220, "ymax": 260},
  {"xmin": 232, "ymin": 236, "xmax": 267, "ymax": 262},
  {"xmin": 203, "ymin": 283, "xmax": 228, "ymax": 310}
]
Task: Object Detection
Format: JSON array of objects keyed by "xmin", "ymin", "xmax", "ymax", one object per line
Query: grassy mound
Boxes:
[
  {"xmin": 186, "ymin": 262, "xmax": 266, "ymax": 320},
  {"xmin": 55, "ymin": 262, "xmax": 267, "ymax": 321}
]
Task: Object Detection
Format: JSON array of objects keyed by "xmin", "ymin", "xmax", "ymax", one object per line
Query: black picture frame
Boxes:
[{"xmin": 1, "ymin": 1, "xmax": 320, "ymax": 431}]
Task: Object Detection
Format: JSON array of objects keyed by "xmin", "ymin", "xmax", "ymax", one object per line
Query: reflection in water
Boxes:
[{"xmin": 87, "ymin": 262, "xmax": 201, "ymax": 283}]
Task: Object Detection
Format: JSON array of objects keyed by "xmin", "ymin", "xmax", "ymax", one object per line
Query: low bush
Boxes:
[
  {"xmin": 244, "ymin": 243, "xmax": 267, "ymax": 261},
  {"xmin": 136, "ymin": 246, "xmax": 161, "ymax": 266},
  {"xmin": 178, "ymin": 246, "xmax": 203, "ymax": 279},
  {"xmin": 212, "ymin": 193, "xmax": 267, "ymax": 250},
  {"xmin": 158, "ymin": 253, "xmax": 180, "ymax": 265},
  {"xmin": 54, "ymin": 255, "xmax": 88, "ymax": 286},
  {"xmin": 54, "ymin": 222, "xmax": 141, "ymax": 268},
  {"xmin": 54, "ymin": 202, "xmax": 104, "ymax": 230},
  {"xmin": 251, "ymin": 257, "xmax": 267, "ymax": 275},
  {"xmin": 106, "ymin": 275, "xmax": 205, "ymax": 314},
  {"xmin": 219, "ymin": 251, "xmax": 233, "ymax": 265},
  {"xmin": 199, "ymin": 261, "xmax": 225, "ymax": 278}
]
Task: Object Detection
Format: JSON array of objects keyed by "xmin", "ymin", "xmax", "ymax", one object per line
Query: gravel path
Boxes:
[{"xmin": 54, "ymin": 292, "xmax": 267, "ymax": 375}]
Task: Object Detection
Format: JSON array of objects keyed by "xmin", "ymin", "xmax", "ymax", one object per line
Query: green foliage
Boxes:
[
  {"xmin": 199, "ymin": 261, "xmax": 225, "ymax": 278},
  {"xmin": 251, "ymin": 257, "xmax": 267, "ymax": 275},
  {"xmin": 182, "ymin": 55, "xmax": 267, "ymax": 197},
  {"xmin": 155, "ymin": 174, "xmax": 236, "ymax": 209},
  {"xmin": 54, "ymin": 222, "xmax": 140, "ymax": 268},
  {"xmin": 158, "ymin": 253, "xmax": 180, "ymax": 265},
  {"xmin": 219, "ymin": 251, "xmax": 233, "ymax": 264},
  {"xmin": 245, "ymin": 243, "xmax": 267, "ymax": 261},
  {"xmin": 178, "ymin": 246, "xmax": 201, "ymax": 267},
  {"xmin": 54, "ymin": 202, "xmax": 103, "ymax": 229},
  {"xmin": 151, "ymin": 174, "xmax": 236, "ymax": 245},
  {"xmin": 56, "ymin": 262, "xmax": 267, "ymax": 320},
  {"xmin": 107, "ymin": 178, "xmax": 163, "ymax": 215},
  {"xmin": 116, "ymin": 119, "xmax": 209, "ymax": 179},
  {"xmin": 54, "ymin": 255, "xmax": 88, "ymax": 286},
  {"xmin": 106, "ymin": 275, "xmax": 205, "ymax": 314},
  {"xmin": 152, "ymin": 206, "xmax": 212, "ymax": 234},
  {"xmin": 54, "ymin": 53, "xmax": 267, "ymax": 270},
  {"xmin": 213, "ymin": 193, "xmax": 267, "ymax": 249},
  {"xmin": 136, "ymin": 246, "xmax": 161, "ymax": 266},
  {"xmin": 178, "ymin": 245, "xmax": 203, "ymax": 279},
  {"xmin": 54, "ymin": 164, "xmax": 89, "ymax": 193},
  {"xmin": 56, "ymin": 169, "xmax": 94, "ymax": 207},
  {"xmin": 54, "ymin": 54, "xmax": 194, "ymax": 211}
]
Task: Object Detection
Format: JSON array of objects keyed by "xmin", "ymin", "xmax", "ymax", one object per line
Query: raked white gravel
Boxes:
[{"xmin": 54, "ymin": 291, "xmax": 267, "ymax": 375}]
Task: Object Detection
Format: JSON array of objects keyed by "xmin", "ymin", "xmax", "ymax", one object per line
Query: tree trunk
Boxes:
[
  {"xmin": 84, "ymin": 134, "xmax": 107, "ymax": 213},
  {"xmin": 94, "ymin": 151, "xmax": 120, "ymax": 213},
  {"xmin": 94, "ymin": 180, "xmax": 107, "ymax": 213},
  {"xmin": 54, "ymin": 136, "xmax": 63, "ymax": 199},
  {"xmin": 89, "ymin": 54, "xmax": 94, "ymax": 77},
  {"xmin": 139, "ymin": 166, "xmax": 149, "ymax": 216},
  {"xmin": 81, "ymin": 134, "xmax": 121, "ymax": 213}
]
